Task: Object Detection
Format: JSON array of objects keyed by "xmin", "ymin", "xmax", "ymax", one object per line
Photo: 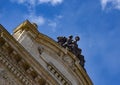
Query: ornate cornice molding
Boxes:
[{"xmin": 0, "ymin": 25, "xmax": 59, "ymax": 85}]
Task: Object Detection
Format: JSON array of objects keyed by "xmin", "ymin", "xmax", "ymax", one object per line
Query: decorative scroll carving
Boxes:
[{"xmin": 47, "ymin": 63, "xmax": 72, "ymax": 85}]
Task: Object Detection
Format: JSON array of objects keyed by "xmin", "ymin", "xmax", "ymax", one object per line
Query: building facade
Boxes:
[{"xmin": 0, "ymin": 20, "xmax": 93, "ymax": 85}]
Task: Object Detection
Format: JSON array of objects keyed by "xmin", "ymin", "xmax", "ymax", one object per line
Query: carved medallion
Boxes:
[{"xmin": 63, "ymin": 56, "xmax": 74, "ymax": 66}]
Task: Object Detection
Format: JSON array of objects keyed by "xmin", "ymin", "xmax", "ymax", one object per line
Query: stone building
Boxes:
[{"xmin": 0, "ymin": 20, "xmax": 93, "ymax": 85}]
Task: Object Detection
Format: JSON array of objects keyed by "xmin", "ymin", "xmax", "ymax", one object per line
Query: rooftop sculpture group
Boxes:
[{"xmin": 57, "ymin": 35, "xmax": 85, "ymax": 69}]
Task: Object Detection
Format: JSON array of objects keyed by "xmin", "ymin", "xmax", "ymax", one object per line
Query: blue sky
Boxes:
[{"xmin": 0, "ymin": 0, "xmax": 120, "ymax": 85}]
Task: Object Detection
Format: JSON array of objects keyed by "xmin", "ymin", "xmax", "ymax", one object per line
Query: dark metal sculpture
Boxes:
[
  {"xmin": 57, "ymin": 36, "xmax": 67, "ymax": 47},
  {"xmin": 63, "ymin": 35, "xmax": 73, "ymax": 51},
  {"xmin": 57, "ymin": 35, "xmax": 85, "ymax": 69}
]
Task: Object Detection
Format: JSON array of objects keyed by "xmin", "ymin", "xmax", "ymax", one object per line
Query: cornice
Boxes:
[
  {"xmin": 0, "ymin": 24, "xmax": 59, "ymax": 85},
  {"xmin": 13, "ymin": 20, "xmax": 39, "ymax": 36}
]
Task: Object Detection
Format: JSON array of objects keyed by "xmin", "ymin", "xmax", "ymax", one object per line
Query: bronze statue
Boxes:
[
  {"xmin": 63, "ymin": 35, "xmax": 73, "ymax": 51},
  {"xmin": 57, "ymin": 36, "xmax": 67, "ymax": 47},
  {"xmin": 57, "ymin": 35, "xmax": 85, "ymax": 69},
  {"xmin": 71, "ymin": 36, "xmax": 80, "ymax": 55}
]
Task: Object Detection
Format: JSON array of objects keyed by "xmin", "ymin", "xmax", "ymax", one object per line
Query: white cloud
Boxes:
[
  {"xmin": 10, "ymin": 0, "xmax": 36, "ymax": 6},
  {"xmin": 101, "ymin": 0, "xmax": 108, "ymax": 9},
  {"xmin": 10, "ymin": 0, "xmax": 63, "ymax": 31},
  {"xmin": 101, "ymin": 0, "xmax": 120, "ymax": 10},
  {"xmin": 56, "ymin": 15, "xmax": 63, "ymax": 19},
  {"xmin": 10, "ymin": 0, "xmax": 63, "ymax": 6},
  {"xmin": 25, "ymin": 13, "xmax": 45, "ymax": 26},
  {"xmin": 39, "ymin": 0, "xmax": 63, "ymax": 5}
]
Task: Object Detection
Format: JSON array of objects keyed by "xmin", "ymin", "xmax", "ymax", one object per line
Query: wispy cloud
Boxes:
[
  {"xmin": 10, "ymin": 0, "xmax": 63, "ymax": 27},
  {"xmin": 39, "ymin": 0, "xmax": 63, "ymax": 6},
  {"xmin": 25, "ymin": 14, "xmax": 63, "ymax": 31},
  {"xmin": 47, "ymin": 20, "xmax": 57, "ymax": 32},
  {"xmin": 12, "ymin": 0, "xmax": 42, "ymax": 26},
  {"xmin": 10, "ymin": 0, "xmax": 36, "ymax": 6},
  {"xmin": 10, "ymin": 0, "xmax": 63, "ymax": 6},
  {"xmin": 25, "ymin": 13, "xmax": 45, "ymax": 26},
  {"xmin": 101, "ymin": 0, "xmax": 120, "ymax": 10},
  {"xmin": 47, "ymin": 15, "xmax": 63, "ymax": 32}
]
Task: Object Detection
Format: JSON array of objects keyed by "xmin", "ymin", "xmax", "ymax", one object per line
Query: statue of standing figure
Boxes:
[
  {"xmin": 71, "ymin": 36, "xmax": 81, "ymax": 56},
  {"xmin": 57, "ymin": 36, "xmax": 67, "ymax": 47},
  {"xmin": 63, "ymin": 35, "xmax": 73, "ymax": 51}
]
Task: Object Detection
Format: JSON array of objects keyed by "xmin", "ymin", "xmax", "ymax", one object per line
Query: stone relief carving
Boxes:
[
  {"xmin": 38, "ymin": 46, "xmax": 44, "ymax": 55},
  {"xmin": 63, "ymin": 56, "xmax": 74, "ymax": 67}
]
